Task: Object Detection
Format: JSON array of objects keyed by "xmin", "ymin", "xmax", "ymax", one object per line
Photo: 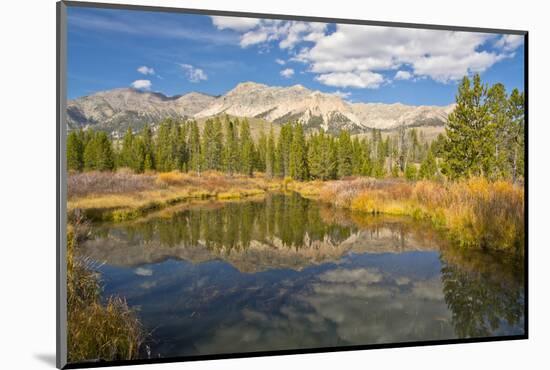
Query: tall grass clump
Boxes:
[
  {"xmin": 319, "ymin": 177, "xmax": 524, "ymax": 253},
  {"xmin": 67, "ymin": 220, "xmax": 144, "ymax": 363},
  {"xmin": 442, "ymin": 178, "xmax": 524, "ymax": 253}
]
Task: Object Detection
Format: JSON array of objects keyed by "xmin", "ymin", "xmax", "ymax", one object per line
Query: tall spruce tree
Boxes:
[
  {"xmin": 239, "ymin": 119, "xmax": 254, "ymax": 176},
  {"xmin": 443, "ymin": 74, "xmax": 496, "ymax": 179},
  {"xmin": 67, "ymin": 130, "xmax": 84, "ymax": 171},
  {"xmin": 289, "ymin": 124, "xmax": 308, "ymax": 180},
  {"xmin": 277, "ymin": 123, "xmax": 293, "ymax": 177},
  {"xmin": 188, "ymin": 121, "xmax": 202, "ymax": 174},
  {"xmin": 337, "ymin": 131, "xmax": 353, "ymax": 178},
  {"xmin": 265, "ymin": 125, "xmax": 275, "ymax": 179},
  {"xmin": 223, "ymin": 119, "xmax": 239, "ymax": 175}
]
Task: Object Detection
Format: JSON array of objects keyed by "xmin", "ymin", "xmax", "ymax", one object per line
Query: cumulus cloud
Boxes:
[
  {"xmin": 223, "ymin": 20, "xmax": 519, "ymax": 88},
  {"xmin": 220, "ymin": 18, "xmax": 327, "ymax": 49},
  {"xmin": 494, "ymin": 34, "xmax": 524, "ymax": 52},
  {"xmin": 394, "ymin": 70, "xmax": 412, "ymax": 80},
  {"xmin": 275, "ymin": 58, "xmax": 286, "ymax": 65},
  {"xmin": 280, "ymin": 68, "xmax": 295, "ymax": 78},
  {"xmin": 316, "ymin": 71, "xmax": 384, "ymax": 89},
  {"xmin": 211, "ymin": 16, "xmax": 261, "ymax": 32},
  {"xmin": 179, "ymin": 64, "xmax": 208, "ymax": 83},
  {"xmin": 130, "ymin": 79, "xmax": 151, "ymax": 90},
  {"xmin": 137, "ymin": 65, "xmax": 155, "ymax": 75}
]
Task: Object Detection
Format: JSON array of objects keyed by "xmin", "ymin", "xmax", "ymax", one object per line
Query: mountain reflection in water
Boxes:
[{"xmin": 80, "ymin": 193, "xmax": 524, "ymax": 358}]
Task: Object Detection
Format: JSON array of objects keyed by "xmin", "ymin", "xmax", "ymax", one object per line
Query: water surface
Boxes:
[{"xmin": 81, "ymin": 193, "xmax": 524, "ymax": 359}]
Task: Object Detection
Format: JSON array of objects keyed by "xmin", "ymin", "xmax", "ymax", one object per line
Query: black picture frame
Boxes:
[{"xmin": 56, "ymin": 1, "xmax": 529, "ymax": 368}]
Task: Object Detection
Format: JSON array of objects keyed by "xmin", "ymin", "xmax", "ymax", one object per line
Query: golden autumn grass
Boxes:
[
  {"xmin": 68, "ymin": 169, "xmax": 287, "ymax": 221},
  {"xmin": 68, "ymin": 170, "xmax": 524, "ymax": 253},
  {"xmin": 319, "ymin": 177, "xmax": 524, "ymax": 253},
  {"xmin": 67, "ymin": 221, "xmax": 144, "ymax": 363}
]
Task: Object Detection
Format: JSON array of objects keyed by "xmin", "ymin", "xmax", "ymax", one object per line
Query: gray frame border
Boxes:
[
  {"xmin": 57, "ymin": 1, "xmax": 68, "ymax": 368},
  {"xmin": 56, "ymin": 1, "xmax": 528, "ymax": 369}
]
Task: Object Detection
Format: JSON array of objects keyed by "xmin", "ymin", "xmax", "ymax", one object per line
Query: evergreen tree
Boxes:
[
  {"xmin": 119, "ymin": 127, "xmax": 135, "ymax": 169},
  {"xmin": 155, "ymin": 121, "xmax": 173, "ymax": 172},
  {"xmin": 443, "ymin": 74, "xmax": 496, "ymax": 179},
  {"xmin": 404, "ymin": 162, "xmax": 417, "ymax": 181},
  {"xmin": 337, "ymin": 130, "xmax": 353, "ymax": 178},
  {"xmin": 419, "ymin": 148, "xmax": 438, "ymax": 180},
  {"xmin": 239, "ymin": 119, "xmax": 254, "ymax": 176},
  {"xmin": 507, "ymin": 88, "xmax": 525, "ymax": 182},
  {"xmin": 201, "ymin": 118, "xmax": 223, "ymax": 171},
  {"xmin": 351, "ymin": 137, "xmax": 364, "ymax": 175},
  {"xmin": 223, "ymin": 119, "xmax": 239, "ymax": 175},
  {"xmin": 257, "ymin": 127, "xmax": 267, "ymax": 172},
  {"xmin": 289, "ymin": 124, "xmax": 308, "ymax": 180},
  {"xmin": 67, "ymin": 130, "xmax": 84, "ymax": 171},
  {"xmin": 487, "ymin": 82, "xmax": 510, "ymax": 178},
  {"xmin": 83, "ymin": 131, "xmax": 114, "ymax": 171},
  {"xmin": 188, "ymin": 121, "xmax": 202, "ymax": 174},
  {"xmin": 265, "ymin": 125, "xmax": 275, "ymax": 179},
  {"xmin": 141, "ymin": 125, "xmax": 155, "ymax": 171},
  {"xmin": 277, "ymin": 123, "xmax": 293, "ymax": 177}
]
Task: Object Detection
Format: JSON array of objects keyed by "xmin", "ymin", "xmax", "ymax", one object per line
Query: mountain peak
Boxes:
[{"xmin": 68, "ymin": 81, "xmax": 453, "ymax": 134}]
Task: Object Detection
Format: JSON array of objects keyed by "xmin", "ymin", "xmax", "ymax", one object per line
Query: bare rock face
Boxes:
[{"xmin": 67, "ymin": 82, "xmax": 454, "ymax": 134}]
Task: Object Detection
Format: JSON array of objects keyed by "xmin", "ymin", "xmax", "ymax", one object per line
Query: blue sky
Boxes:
[{"xmin": 67, "ymin": 7, "xmax": 525, "ymax": 106}]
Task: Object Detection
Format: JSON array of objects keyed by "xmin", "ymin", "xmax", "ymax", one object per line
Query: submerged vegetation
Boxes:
[{"xmin": 67, "ymin": 221, "xmax": 144, "ymax": 362}]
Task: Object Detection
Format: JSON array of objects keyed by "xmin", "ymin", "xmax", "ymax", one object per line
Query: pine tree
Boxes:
[
  {"xmin": 289, "ymin": 124, "xmax": 308, "ymax": 180},
  {"xmin": 223, "ymin": 119, "xmax": 239, "ymax": 175},
  {"xmin": 419, "ymin": 148, "xmax": 438, "ymax": 180},
  {"xmin": 487, "ymin": 82, "xmax": 510, "ymax": 178},
  {"xmin": 277, "ymin": 123, "xmax": 293, "ymax": 177},
  {"xmin": 337, "ymin": 131, "xmax": 353, "ymax": 178},
  {"xmin": 404, "ymin": 162, "xmax": 417, "ymax": 181},
  {"xmin": 141, "ymin": 124, "xmax": 155, "ymax": 171},
  {"xmin": 307, "ymin": 132, "xmax": 321, "ymax": 179},
  {"xmin": 119, "ymin": 127, "xmax": 135, "ymax": 169},
  {"xmin": 188, "ymin": 121, "xmax": 202, "ymax": 174},
  {"xmin": 67, "ymin": 130, "xmax": 84, "ymax": 171},
  {"xmin": 351, "ymin": 137, "xmax": 364, "ymax": 175},
  {"xmin": 257, "ymin": 127, "xmax": 267, "ymax": 173},
  {"xmin": 443, "ymin": 74, "xmax": 496, "ymax": 179},
  {"xmin": 239, "ymin": 119, "xmax": 254, "ymax": 176},
  {"xmin": 83, "ymin": 131, "xmax": 114, "ymax": 171},
  {"xmin": 265, "ymin": 125, "xmax": 275, "ymax": 179},
  {"xmin": 507, "ymin": 88, "xmax": 525, "ymax": 182},
  {"xmin": 155, "ymin": 120, "xmax": 173, "ymax": 172}
]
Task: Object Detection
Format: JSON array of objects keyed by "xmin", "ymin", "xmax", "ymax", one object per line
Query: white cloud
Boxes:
[
  {"xmin": 394, "ymin": 70, "xmax": 412, "ymax": 80},
  {"xmin": 316, "ymin": 71, "xmax": 384, "ymax": 89},
  {"xmin": 179, "ymin": 64, "xmax": 208, "ymax": 83},
  {"xmin": 275, "ymin": 58, "xmax": 286, "ymax": 65},
  {"xmin": 280, "ymin": 68, "xmax": 295, "ymax": 78},
  {"xmin": 494, "ymin": 34, "xmax": 524, "ymax": 52},
  {"xmin": 225, "ymin": 19, "xmax": 327, "ymax": 50},
  {"xmin": 130, "ymin": 79, "xmax": 152, "ymax": 90},
  {"xmin": 211, "ymin": 16, "xmax": 261, "ymax": 32},
  {"xmin": 226, "ymin": 20, "xmax": 515, "ymax": 88},
  {"xmin": 137, "ymin": 66, "xmax": 155, "ymax": 75},
  {"xmin": 240, "ymin": 30, "xmax": 269, "ymax": 47}
]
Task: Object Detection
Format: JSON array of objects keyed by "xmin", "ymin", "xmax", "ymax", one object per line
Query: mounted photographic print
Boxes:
[{"xmin": 56, "ymin": 1, "xmax": 528, "ymax": 368}]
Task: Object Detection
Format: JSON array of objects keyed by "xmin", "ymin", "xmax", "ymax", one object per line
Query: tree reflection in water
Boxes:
[{"xmin": 82, "ymin": 192, "xmax": 524, "ymax": 357}]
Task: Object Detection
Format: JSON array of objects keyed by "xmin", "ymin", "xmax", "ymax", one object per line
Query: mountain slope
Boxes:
[
  {"xmin": 67, "ymin": 88, "xmax": 216, "ymax": 132},
  {"xmin": 67, "ymin": 82, "xmax": 454, "ymax": 134}
]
